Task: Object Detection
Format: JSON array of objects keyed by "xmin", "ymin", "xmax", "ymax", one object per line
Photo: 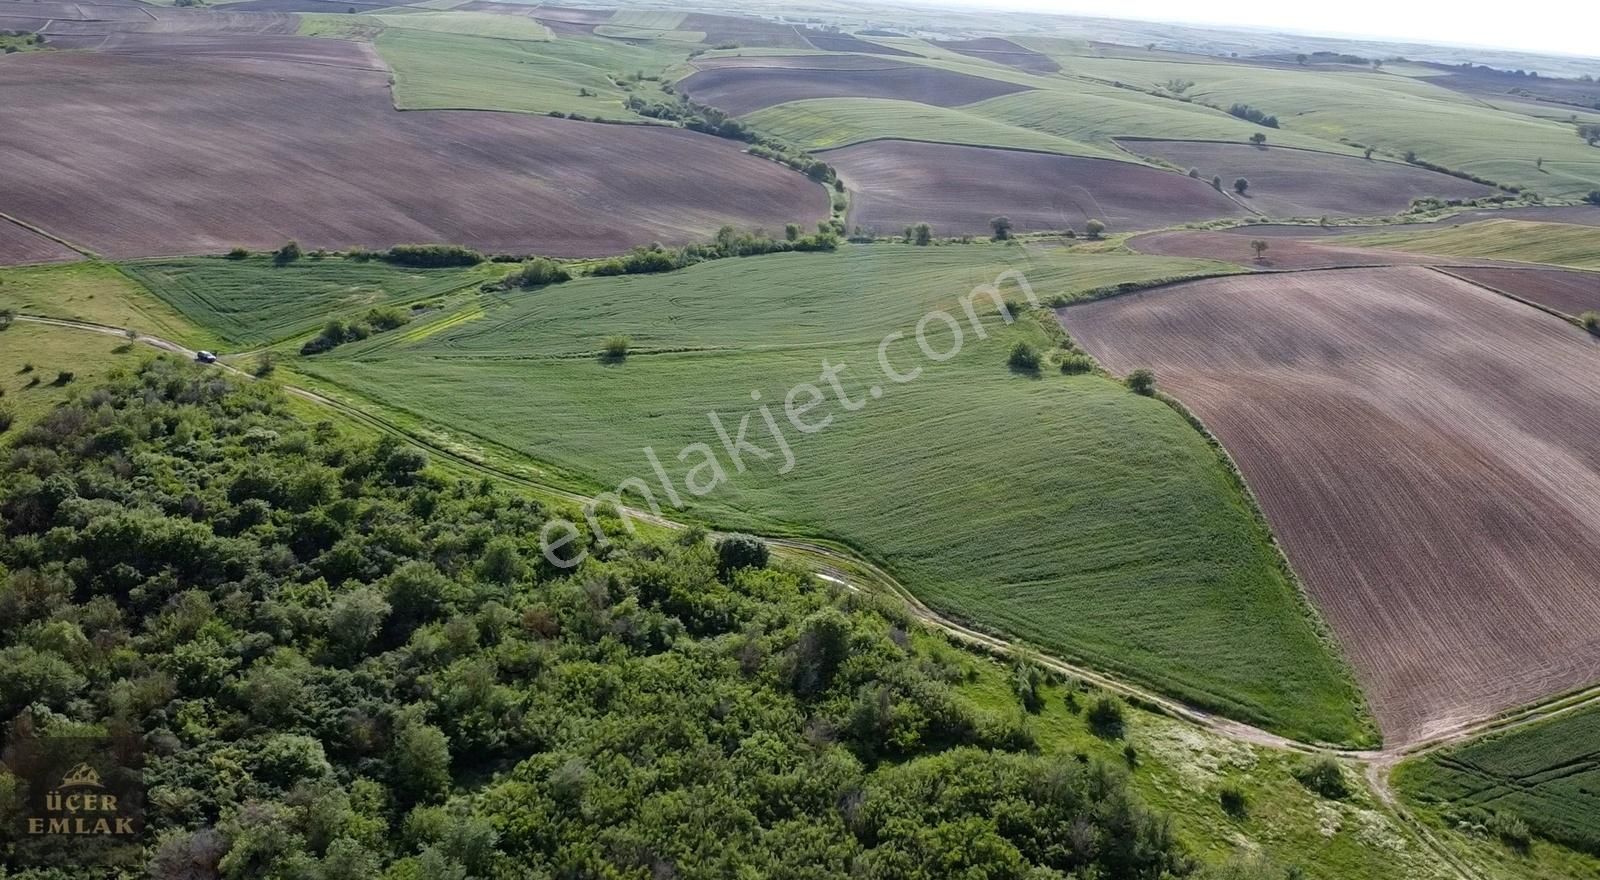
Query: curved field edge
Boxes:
[{"xmin": 286, "ymin": 245, "xmax": 1375, "ymax": 746}]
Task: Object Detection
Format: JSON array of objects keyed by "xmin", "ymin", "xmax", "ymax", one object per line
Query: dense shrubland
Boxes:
[{"xmin": 0, "ymin": 361, "xmax": 1215, "ymax": 879}]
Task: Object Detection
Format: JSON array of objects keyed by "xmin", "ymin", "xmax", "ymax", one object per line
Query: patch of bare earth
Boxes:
[
  {"xmin": 1061, "ymin": 266, "xmax": 1600, "ymax": 746},
  {"xmin": 0, "ymin": 41, "xmax": 827, "ymax": 259},
  {"xmin": 801, "ymin": 31, "xmax": 915, "ymax": 56},
  {"xmin": 1443, "ymin": 266, "xmax": 1600, "ymax": 318},
  {"xmin": 1120, "ymin": 141, "xmax": 1495, "ymax": 218},
  {"xmin": 826, "ymin": 140, "xmax": 1245, "ymax": 236},
  {"xmin": 677, "ymin": 56, "xmax": 1030, "ymax": 116}
]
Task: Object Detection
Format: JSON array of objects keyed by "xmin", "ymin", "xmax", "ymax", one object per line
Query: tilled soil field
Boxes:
[
  {"xmin": 827, "ymin": 140, "xmax": 1246, "ymax": 235},
  {"xmin": 801, "ymin": 31, "xmax": 915, "ymax": 56},
  {"xmin": 1061, "ymin": 266, "xmax": 1600, "ymax": 745},
  {"xmin": 677, "ymin": 56, "xmax": 1030, "ymax": 116},
  {"xmin": 0, "ymin": 42, "xmax": 827, "ymax": 259},
  {"xmin": 1121, "ymin": 140, "xmax": 1496, "ymax": 218},
  {"xmin": 932, "ymin": 37, "xmax": 1060, "ymax": 73},
  {"xmin": 0, "ymin": 220, "xmax": 79, "ymax": 266},
  {"xmin": 1443, "ymin": 265, "xmax": 1600, "ymax": 318}
]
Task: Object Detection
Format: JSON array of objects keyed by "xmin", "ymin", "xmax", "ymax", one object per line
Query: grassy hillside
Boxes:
[
  {"xmin": 376, "ymin": 29, "xmax": 687, "ymax": 119},
  {"xmin": 0, "ymin": 322, "xmax": 154, "ymax": 434},
  {"xmin": 0, "ymin": 261, "xmax": 213, "ymax": 349},
  {"xmin": 1394, "ymin": 702, "xmax": 1600, "ymax": 878},
  {"xmin": 1343, "ymin": 219, "xmax": 1600, "ymax": 268},
  {"xmin": 119, "ymin": 256, "xmax": 488, "ymax": 348},
  {"xmin": 368, "ymin": 10, "xmax": 553, "ymax": 41},
  {"xmin": 295, "ymin": 245, "xmax": 1374, "ymax": 745},
  {"xmin": 745, "ymin": 97, "xmax": 1120, "ymax": 157}
]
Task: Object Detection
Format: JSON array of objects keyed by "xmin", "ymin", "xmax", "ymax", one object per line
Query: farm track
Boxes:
[{"xmin": 21, "ymin": 309, "xmax": 1600, "ymax": 880}]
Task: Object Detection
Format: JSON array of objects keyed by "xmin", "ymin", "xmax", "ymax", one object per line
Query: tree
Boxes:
[
  {"xmin": 1086, "ymin": 694, "xmax": 1125, "ymax": 737},
  {"xmin": 1085, "ymin": 218, "xmax": 1106, "ymax": 239},
  {"xmin": 0, "ymin": 307, "xmax": 14, "ymax": 330},
  {"xmin": 328, "ymin": 586, "xmax": 390, "ymax": 662},
  {"xmin": 1212, "ymin": 175, "xmax": 1223, "ymax": 191},
  {"xmin": 1586, "ymin": 190, "xmax": 1600, "ymax": 205},
  {"xmin": 1233, "ymin": 177, "xmax": 1250, "ymax": 195},
  {"xmin": 1296, "ymin": 53, "xmax": 1308, "ymax": 65},
  {"xmin": 912, "ymin": 222, "xmax": 933, "ymax": 246},
  {"xmin": 785, "ymin": 223, "xmax": 802, "ymax": 242},
  {"xmin": 1581, "ymin": 310, "xmax": 1599, "ymax": 334},
  {"xmin": 1007, "ymin": 341, "xmax": 1041, "ymax": 373},
  {"xmin": 715, "ymin": 533, "xmax": 769, "ymax": 579},
  {"xmin": 1249, "ymin": 132, "xmax": 1267, "ymax": 147},
  {"xmin": 989, "ymin": 216, "xmax": 1013, "ymax": 240},
  {"xmin": 394, "ymin": 721, "xmax": 452, "ymax": 803},
  {"xmin": 1126, "ymin": 368, "xmax": 1157, "ymax": 396},
  {"xmin": 1250, "ymin": 239, "xmax": 1269, "ymax": 261},
  {"xmin": 1364, "ymin": 147, "xmax": 1374, "ymax": 160}
]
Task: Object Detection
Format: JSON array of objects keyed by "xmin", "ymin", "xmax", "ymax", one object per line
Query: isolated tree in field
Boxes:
[
  {"xmin": 989, "ymin": 216, "xmax": 1014, "ymax": 240},
  {"xmin": 1371, "ymin": 58, "xmax": 1384, "ymax": 70},
  {"xmin": 1536, "ymin": 157, "xmax": 1544, "ymax": 170},
  {"xmin": 0, "ymin": 308, "xmax": 13, "ymax": 330},
  {"xmin": 1233, "ymin": 177, "xmax": 1250, "ymax": 195},
  {"xmin": 1250, "ymin": 239, "xmax": 1269, "ymax": 261},
  {"xmin": 1587, "ymin": 190, "xmax": 1600, "ymax": 205},
  {"xmin": 1250, "ymin": 132, "xmax": 1267, "ymax": 147},
  {"xmin": 1188, "ymin": 167, "xmax": 1200, "ymax": 178},
  {"xmin": 602, "ymin": 335, "xmax": 630, "ymax": 361},
  {"xmin": 1296, "ymin": 53, "xmax": 1308, "ymax": 65},
  {"xmin": 1007, "ymin": 341, "xmax": 1041, "ymax": 373},
  {"xmin": 273, "ymin": 240, "xmax": 302, "ymax": 265},
  {"xmin": 1211, "ymin": 175, "xmax": 1223, "ymax": 191},
  {"xmin": 912, "ymin": 222, "xmax": 933, "ymax": 246},
  {"xmin": 1126, "ymin": 368, "xmax": 1157, "ymax": 396},
  {"xmin": 1085, "ymin": 218, "xmax": 1106, "ymax": 239},
  {"xmin": 785, "ymin": 223, "xmax": 801, "ymax": 242},
  {"xmin": 1582, "ymin": 310, "xmax": 1600, "ymax": 335},
  {"xmin": 1363, "ymin": 147, "xmax": 1374, "ymax": 160}
]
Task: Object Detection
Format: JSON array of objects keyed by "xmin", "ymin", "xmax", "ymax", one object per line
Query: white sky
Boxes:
[{"xmin": 945, "ymin": 0, "xmax": 1600, "ymax": 60}]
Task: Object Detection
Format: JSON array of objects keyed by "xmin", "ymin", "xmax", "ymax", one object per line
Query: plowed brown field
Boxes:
[
  {"xmin": 1061, "ymin": 267, "xmax": 1600, "ymax": 745},
  {"xmin": 1120, "ymin": 141, "xmax": 1495, "ymax": 218},
  {"xmin": 0, "ymin": 220, "xmax": 78, "ymax": 266},
  {"xmin": 0, "ymin": 43, "xmax": 827, "ymax": 259},
  {"xmin": 1445, "ymin": 266, "xmax": 1600, "ymax": 318},
  {"xmin": 677, "ymin": 57, "xmax": 1030, "ymax": 116},
  {"xmin": 932, "ymin": 37, "xmax": 1060, "ymax": 73},
  {"xmin": 827, "ymin": 140, "xmax": 1246, "ymax": 236}
]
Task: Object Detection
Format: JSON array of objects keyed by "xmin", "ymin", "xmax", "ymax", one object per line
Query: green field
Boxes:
[
  {"xmin": 294, "ymin": 244, "xmax": 1373, "ymax": 745},
  {"xmin": 368, "ymin": 10, "xmax": 553, "ymax": 41},
  {"xmin": 1394, "ymin": 703, "xmax": 1600, "ymax": 872},
  {"xmin": 744, "ymin": 97, "xmax": 1118, "ymax": 157},
  {"xmin": 118, "ymin": 256, "xmax": 487, "ymax": 348},
  {"xmin": 376, "ymin": 28, "xmax": 689, "ymax": 119},
  {"xmin": 0, "ymin": 261, "xmax": 213, "ymax": 348},
  {"xmin": 1344, "ymin": 219, "xmax": 1600, "ymax": 268}
]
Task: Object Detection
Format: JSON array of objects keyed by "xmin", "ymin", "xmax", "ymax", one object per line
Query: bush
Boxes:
[
  {"xmin": 1219, "ymin": 785, "xmax": 1247, "ymax": 818},
  {"xmin": 0, "ymin": 403, "xmax": 13, "ymax": 434},
  {"xmin": 364, "ymin": 307, "xmax": 411, "ymax": 332},
  {"xmin": 272, "ymin": 240, "xmax": 303, "ymax": 265},
  {"xmin": 1007, "ymin": 341, "xmax": 1042, "ymax": 373},
  {"xmin": 990, "ymin": 216, "xmax": 1013, "ymax": 241},
  {"xmin": 1058, "ymin": 353, "xmax": 1096, "ymax": 374},
  {"xmin": 254, "ymin": 352, "xmax": 277, "ymax": 378},
  {"xmin": 1292, "ymin": 757, "xmax": 1349, "ymax": 799},
  {"xmin": 1126, "ymin": 368, "xmax": 1157, "ymax": 396},
  {"xmin": 1233, "ymin": 177, "xmax": 1250, "ymax": 195},
  {"xmin": 602, "ymin": 335, "xmax": 630, "ymax": 361},
  {"xmin": 912, "ymin": 222, "xmax": 933, "ymax": 246},
  {"xmin": 501, "ymin": 258, "xmax": 571, "ymax": 289},
  {"xmin": 225, "ymin": 247, "xmax": 250, "ymax": 260},
  {"xmin": 0, "ymin": 308, "xmax": 14, "ymax": 330},
  {"xmin": 1086, "ymin": 694, "xmax": 1125, "ymax": 737},
  {"xmin": 714, "ymin": 533, "xmax": 769, "ymax": 580},
  {"xmin": 383, "ymin": 244, "xmax": 485, "ymax": 268},
  {"xmin": 1485, "ymin": 811, "xmax": 1531, "ymax": 851},
  {"xmin": 1085, "ymin": 218, "xmax": 1106, "ymax": 239},
  {"xmin": 1582, "ymin": 311, "xmax": 1600, "ymax": 334},
  {"xmin": 1587, "ymin": 191, "xmax": 1600, "ymax": 206},
  {"xmin": 52, "ymin": 370, "xmax": 75, "ymax": 387}
]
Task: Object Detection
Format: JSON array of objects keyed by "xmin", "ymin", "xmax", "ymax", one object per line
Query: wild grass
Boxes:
[
  {"xmin": 1342, "ymin": 219, "xmax": 1600, "ymax": 268},
  {"xmin": 0, "ymin": 261, "xmax": 214, "ymax": 348}
]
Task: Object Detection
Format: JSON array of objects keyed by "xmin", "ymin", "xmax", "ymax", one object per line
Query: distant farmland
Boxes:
[
  {"xmin": 295, "ymin": 245, "xmax": 1373, "ymax": 745},
  {"xmin": 827, "ymin": 140, "xmax": 1246, "ymax": 235},
  {"xmin": 677, "ymin": 55, "xmax": 1030, "ymax": 116},
  {"xmin": 1442, "ymin": 265, "xmax": 1600, "ymax": 317},
  {"xmin": 1062, "ymin": 266, "xmax": 1600, "ymax": 744},
  {"xmin": 0, "ymin": 40, "xmax": 827, "ymax": 259}
]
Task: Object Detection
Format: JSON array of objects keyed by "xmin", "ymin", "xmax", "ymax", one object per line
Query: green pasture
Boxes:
[
  {"xmin": 368, "ymin": 10, "xmax": 552, "ymax": 41},
  {"xmin": 118, "ymin": 256, "xmax": 487, "ymax": 348},
  {"xmin": 0, "ymin": 261, "xmax": 213, "ymax": 348},
  {"xmin": 745, "ymin": 97, "xmax": 1115, "ymax": 157},
  {"xmin": 1344, "ymin": 219, "xmax": 1600, "ymax": 268},
  {"xmin": 296, "ymin": 244, "xmax": 1373, "ymax": 746},
  {"xmin": 0, "ymin": 322, "xmax": 156, "ymax": 436}
]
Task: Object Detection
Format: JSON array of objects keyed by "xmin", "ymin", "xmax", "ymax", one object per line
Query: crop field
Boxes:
[
  {"xmin": 677, "ymin": 56, "xmax": 1032, "ymax": 116},
  {"xmin": 366, "ymin": 10, "xmax": 552, "ymax": 40},
  {"xmin": 1062, "ymin": 266, "xmax": 1600, "ymax": 745},
  {"xmin": 744, "ymin": 97, "xmax": 1110, "ymax": 155},
  {"xmin": 1126, "ymin": 229, "xmax": 1453, "ymax": 270},
  {"xmin": 119, "ymin": 256, "xmax": 487, "ymax": 347},
  {"xmin": 0, "ymin": 261, "xmax": 211, "ymax": 347},
  {"xmin": 1395, "ymin": 703, "xmax": 1600, "ymax": 858},
  {"xmin": 0, "ymin": 221, "xmax": 77, "ymax": 266},
  {"xmin": 1124, "ymin": 141, "xmax": 1496, "ymax": 218},
  {"xmin": 375, "ymin": 28, "xmax": 684, "ymax": 118},
  {"xmin": 1442, "ymin": 266, "xmax": 1600, "ymax": 318},
  {"xmin": 679, "ymin": 12, "xmax": 809, "ymax": 49},
  {"xmin": 933, "ymin": 37, "xmax": 1060, "ymax": 73},
  {"xmin": 1341, "ymin": 220, "xmax": 1600, "ymax": 269},
  {"xmin": 295, "ymin": 245, "xmax": 1374, "ymax": 745},
  {"xmin": 828, "ymin": 140, "xmax": 1247, "ymax": 235},
  {"xmin": 802, "ymin": 31, "xmax": 913, "ymax": 56},
  {"xmin": 0, "ymin": 43, "xmax": 827, "ymax": 259}
]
